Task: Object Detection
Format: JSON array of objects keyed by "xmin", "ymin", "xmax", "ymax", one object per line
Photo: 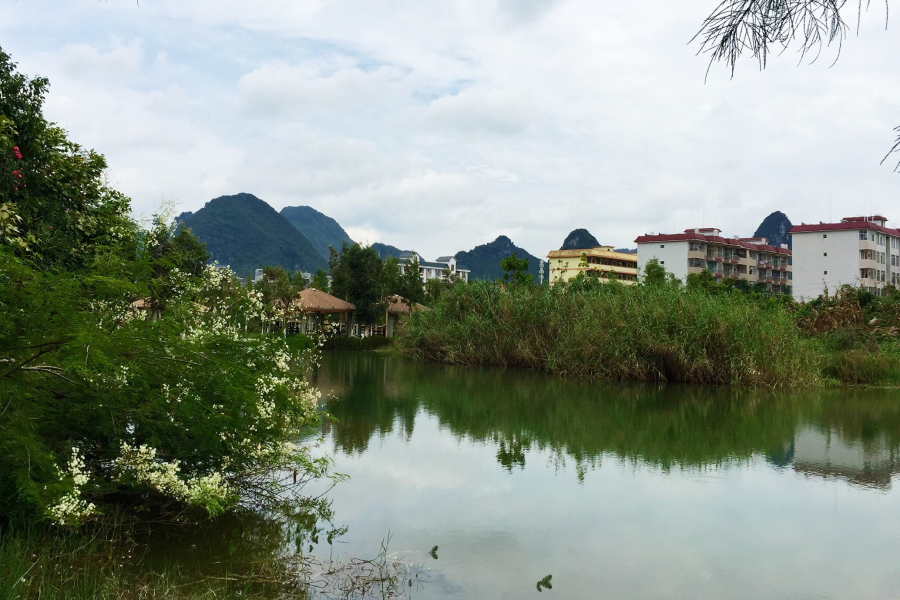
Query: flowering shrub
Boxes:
[{"xmin": 0, "ymin": 46, "xmax": 338, "ymax": 526}]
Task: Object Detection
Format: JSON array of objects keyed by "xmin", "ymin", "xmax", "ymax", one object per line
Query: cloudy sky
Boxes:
[{"xmin": 2, "ymin": 1, "xmax": 898, "ymax": 259}]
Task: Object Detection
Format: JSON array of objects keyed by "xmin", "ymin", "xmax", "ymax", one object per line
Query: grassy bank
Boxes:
[
  {"xmin": 0, "ymin": 519, "xmax": 306, "ymax": 600},
  {"xmin": 397, "ymin": 279, "xmax": 900, "ymax": 387},
  {"xmin": 397, "ymin": 279, "xmax": 818, "ymax": 387}
]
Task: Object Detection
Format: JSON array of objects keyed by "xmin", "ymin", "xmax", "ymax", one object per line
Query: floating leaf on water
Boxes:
[
  {"xmin": 429, "ymin": 545, "xmax": 439, "ymax": 560},
  {"xmin": 536, "ymin": 574, "xmax": 553, "ymax": 592}
]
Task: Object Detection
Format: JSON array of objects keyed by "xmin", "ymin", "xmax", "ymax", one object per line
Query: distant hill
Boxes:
[
  {"xmin": 560, "ymin": 228, "xmax": 600, "ymax": 250},
  {"xmin": 178, "ymin": 193, "xmax": 328, "ymax": 277},
  {"xmin": 754, "ymin": 211, "xmax": 793, "ymax": 249},
  {"xmin": 371, "ymin": 242, "xmax": 408, "ymax": 260},
  {"xmin": 280, "ymin": 205, "xmax": 354, "ymax": 260},
  {"xmin": 454, "ymin": 236, "xmax": 542, "ymax": 282},
  {"xmin": 614, "ymin": 248, "xmax": 637, "ymax": 254}
]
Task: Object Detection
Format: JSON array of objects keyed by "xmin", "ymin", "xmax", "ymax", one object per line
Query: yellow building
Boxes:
[{"xmin": 546, "ymin": 246, "xmax": 638, "ymax": 284}]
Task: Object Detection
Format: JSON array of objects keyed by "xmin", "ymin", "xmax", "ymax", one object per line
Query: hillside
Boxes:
[
  {"xmin": 280, "ymin": 205, "xmax": 354, "ymax": 260},
  {"xmin": 178, "ymin": 193, "xmax": 327, "ymax": 277},
  {"xmin": 560, "ymin": 228, "xmax": 600, "ymax": 250},
  {"xmin": 372, "ymin": 242, "xmax": 408, "ymax": 259},
  {"xmin": 455, "ymin": 236, "xmax": 543, "ymax": 282},
  {"xmin": 754, "ymin": 211, "xmax": 793, "ymax": 249}
]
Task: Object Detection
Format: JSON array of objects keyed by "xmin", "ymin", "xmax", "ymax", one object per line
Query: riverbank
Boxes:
[{"xmin": 396, "ymin": 280, "xmax": 900, "ymax": 387}]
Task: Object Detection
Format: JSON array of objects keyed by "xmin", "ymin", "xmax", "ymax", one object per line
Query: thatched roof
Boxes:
[
  {"xmin": 386, "ymin": 295, "xmax": 427, "ymax": 316},
  {"xmin": 294, "ymin": 288, "xmax": 356, "ymax": 314}
]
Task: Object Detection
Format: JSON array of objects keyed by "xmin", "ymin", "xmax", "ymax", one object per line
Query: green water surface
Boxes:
[{"xmin": 306, "ymin": 351, "xmax": 900, "ymax": 599}]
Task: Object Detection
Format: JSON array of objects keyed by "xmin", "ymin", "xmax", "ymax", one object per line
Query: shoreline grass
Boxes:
[{"xmin": 397, "ymin": 280, "xmax": 900, "ymax": 388}]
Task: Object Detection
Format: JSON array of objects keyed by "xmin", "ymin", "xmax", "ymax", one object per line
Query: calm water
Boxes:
[{"xmin": 304, "ymin": 351, "xmax": 900, "ymax": 600}]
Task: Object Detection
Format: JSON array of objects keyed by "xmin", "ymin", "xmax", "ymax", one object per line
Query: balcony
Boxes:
[
  {"xmin": 766, "ymin": 278, "xmax": 773, "ymax": 284},
  {"xmin": 714, "ymin": 272, "xmax": 724, "ymax": 278},
  {"xmin": 713, "ymin": 256, "xmax": 724, "ymax": 261},
  {"xmin": 778, "ymin": 264, "xmax": 787, "ymax": 271}
]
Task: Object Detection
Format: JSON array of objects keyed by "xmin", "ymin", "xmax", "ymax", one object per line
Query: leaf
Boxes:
[{"xmin": 429, "ymin": 545, "xmax": 438, "ymax": 560}]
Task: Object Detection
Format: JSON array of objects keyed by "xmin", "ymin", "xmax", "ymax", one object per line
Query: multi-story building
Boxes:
[
  {"xmin": 789, "ymin": 215, "xmax": 900, "ymax": 301},
  {"xmin": 398, "ymin": 252, "xmax": 471, "ymax": 283},
  {"xmin": 545, "ymin": 246, "xmax": 638, "ymax": 284},
  {"xmin": 634, "ymin": 228, "xmax": 793, "ymax": 294}
]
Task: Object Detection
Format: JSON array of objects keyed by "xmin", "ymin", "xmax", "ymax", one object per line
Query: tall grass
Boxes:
[{"xmin": 397, "ymin": 280, "xmax": 820, "ymax": 387}]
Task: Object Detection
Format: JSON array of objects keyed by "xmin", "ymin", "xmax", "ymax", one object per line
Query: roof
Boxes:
[
  {"xmin": 546, "ymin": 247, "xmax": 638, "ymax": 262},
  {"xmin": 385, "ymin": 295, "xmax": 428, "ymax": 315},
  {"xmin": 789, "ymin": 221, "xmax": 900, "ymax": 236},
  {"xmin": 435, "ymin": 256, "xmax": 454, "ymax": 262},
  {"xmin": 419, "ymin": 261, "xmax": 450, "ymax": 269},
  {"xmin": 634, "ymin": 231, "xmax": 792, "ymax": 256},
  {"xmin": 293, "ymin": 288, "xmax": 356, "ymax": 313}
]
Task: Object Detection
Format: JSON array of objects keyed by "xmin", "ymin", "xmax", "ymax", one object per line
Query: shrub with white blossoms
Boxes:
[{"xmin": 47, "ymin": 448, "xmax": 96, "ymax": 526}]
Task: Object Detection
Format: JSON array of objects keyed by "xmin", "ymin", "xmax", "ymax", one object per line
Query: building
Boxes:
[
  {"xmin": 397, "ymin": 252, "xmax": 471, "ymax": 283},
  {"xmin": 634, "ymin": 228, "xmax": 793, "ymax": 294},
  {"xmin": 545, "ymin": 246, "xmax": 638, "ymax": 284},
  {"xmin": 789, "ymin": 215, "xmax": 900, "ymax": 301}
]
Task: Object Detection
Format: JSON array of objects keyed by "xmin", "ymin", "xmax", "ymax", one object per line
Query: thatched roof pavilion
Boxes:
[
  {"xmin": 293, "ymin": 288, "xmax": 356, "ymax": 314},
  {"xmin": 385, "ymin": 295, "xmax": 427, "ymax": 315}
]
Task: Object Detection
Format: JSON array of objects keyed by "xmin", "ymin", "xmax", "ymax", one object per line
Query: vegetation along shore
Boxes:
[{"xmin": 397, "ymin": 265, "xmax": 900, "ymax": 388}]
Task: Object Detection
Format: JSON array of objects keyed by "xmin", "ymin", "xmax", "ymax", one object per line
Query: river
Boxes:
[{"xmin": 303, "ymin": 351, "xmax": 900, "ymax": 599}]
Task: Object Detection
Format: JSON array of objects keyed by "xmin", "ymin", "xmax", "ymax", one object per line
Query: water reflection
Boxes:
[{"xmin": 314, "ymin": 351, "xmax": 900, "ymax": 488}]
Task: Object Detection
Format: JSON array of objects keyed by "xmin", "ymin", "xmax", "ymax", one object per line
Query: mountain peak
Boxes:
[
  {"xmin": 754, "ymin": 211, "xmax": 793, "ymax": 249},
  {"xmin": 560, "ymin": 228, "xmax": 600, "ymax": 250},
  {"xmin": 178, "ymin": 193, "xmax": 327, "ymax": 276},
  {"xmin": 455, "ymin": 236, "xmax": 542, "ymax": 282}
]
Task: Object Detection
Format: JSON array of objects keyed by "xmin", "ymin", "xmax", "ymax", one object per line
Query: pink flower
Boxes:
[{"xmin": 12, "ymin": 147, "xmax": 22, "ymax": 160}]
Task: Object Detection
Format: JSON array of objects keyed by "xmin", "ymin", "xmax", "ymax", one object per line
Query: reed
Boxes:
[{"xmin": 397, "ymin": 280, "xmax": 820, "ymax": 387}]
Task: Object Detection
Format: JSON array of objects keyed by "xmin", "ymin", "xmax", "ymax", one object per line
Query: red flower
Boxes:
[{"xmin": 12, "ymin": 146, "xmax": 22, "ymax": 160}]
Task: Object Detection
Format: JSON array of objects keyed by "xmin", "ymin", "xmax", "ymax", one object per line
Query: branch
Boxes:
[
  {"xmin": 20, "ymin": 366, "xmax": 79, "ymax": 386},
  {"xmin": 1, "ymin": 345, "xmax": 61, "ymax": 378},
  {"xmin": 880, "ymin": 125, "xmax": 900, "ymax": 171}
]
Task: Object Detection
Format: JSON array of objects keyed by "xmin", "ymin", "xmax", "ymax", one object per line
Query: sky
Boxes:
[{"xmin": 2, "ymin": 1, "xmax": 898, "ymax": 260}]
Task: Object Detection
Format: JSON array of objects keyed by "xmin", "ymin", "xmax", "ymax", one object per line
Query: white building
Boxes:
[
  {"xmin": 634, "ymin": 228, "xmax": 792, "ymax": 294},
  {"xmin": 789, "ymin": 215, "xmax": 900, "ymax": 301},
  {"xmin": 397, "ymin": 252, "xmax": 471, "ymax": 283}
]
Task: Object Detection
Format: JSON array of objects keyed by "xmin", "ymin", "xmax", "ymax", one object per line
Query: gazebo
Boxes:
[
  {"xmin": 289, "ymin": 288, "xmax": 356, "ymax": 335},
  {"xmin": 385, "ymin": 295, "xmax": 427, "ymax": 338}
]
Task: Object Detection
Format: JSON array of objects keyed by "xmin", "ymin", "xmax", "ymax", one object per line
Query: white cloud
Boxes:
[{"xmin": 1, "ymin": 0, "xmax": 897, "ymax": 258}]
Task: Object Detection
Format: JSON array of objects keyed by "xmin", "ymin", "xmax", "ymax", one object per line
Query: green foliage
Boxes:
[
  {"xmin": 0, "ymin": 46, "xmax": 336, "ymax": 526},
  {"xmin": 397, "ymin": 255, "xmax": 425, "ymax": 305},
  {"xmin": 178, "ymin": 193, "xmax": 327, "ymax": 276},
  {"xmin": 380, "ymin": 255, "xmax": 401, "ymax": 298},
  {"xmin": 641, "ymin": 258, "xmax": 667, "ymax": 287},
  {"xmin": 397, "ymin": 279, "xmax": 818, "ymax": 387},
  {"xmin": 329, "ymin": 243, "xmax": 384, "ymax": 324},
  {"xmin": 253, "ymin": 265, "xmax": 294, "ymax": 305},
  {"xmin": 500, "ymin": 252, "xmax": 534, "ymax": 286},
  {"xmin": 309, "ymin": 268, "xmax": 330, "ymax": 293},
  {"xmin": 424, "ymin": 276, "xmax": 450, "ymax": 306}
]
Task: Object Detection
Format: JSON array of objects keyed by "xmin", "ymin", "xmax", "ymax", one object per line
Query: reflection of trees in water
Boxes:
[{"xmin": 313, "ymin": 352, "xmax": 900, "ymax": 484}]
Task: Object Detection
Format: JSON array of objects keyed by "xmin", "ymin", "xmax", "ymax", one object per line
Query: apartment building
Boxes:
[
  {"xmin": 789, "ymin": 215, "xmax": 900, "ymax": 301},
  {"xmin": 546, "ymin": 246, "xmax": 638, "ymax": 284},
  {"xmin": 397, "ymin": 252, "xmax": 471, "ymax": 283},
  {"xmin": 634, "ymin": 228, "xmax": 793, "ymax": 294}
]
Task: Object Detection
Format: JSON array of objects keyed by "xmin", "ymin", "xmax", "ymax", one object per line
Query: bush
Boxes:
[
  {"xmin": 397, "ymin": 279, "xmax": 818, "ymax": 387},
  {"xmin": 823, "ymin": 350, "xmax": 900, "ymax": 385}
]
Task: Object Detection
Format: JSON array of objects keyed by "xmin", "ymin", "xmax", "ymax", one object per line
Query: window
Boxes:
[
  {"xmin": 824, "ymin": 271, "xmax": 828, "ymax": 275},
  {"xmin": 823, "ymin": 234, "xmax": 828, "ymax": 238},
  {"xmin": 660, "ymin": 261, "xmax": 665, "ymax": 265},
  {"xmin": 660, "ymin": 244, "xmax": 665, "ymax": 248},
  {"xmin": 860, "ymin": 230, "xmax": 868, "ymax": 240},
  {"xmin": 823, "ymin": 252, "xmax": 827, "ymax": 257}
]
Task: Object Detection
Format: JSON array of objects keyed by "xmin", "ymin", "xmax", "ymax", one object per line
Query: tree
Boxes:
[
  {"xmin": 424, "ymin": 275, "xmax": 449, "ymax": 306},
  {"xmin": 694, "ymin": 0, "xmax": 898, "ymax": 170},
  {"xmin": 0, "ymin": 47, "xmax": 336, "ymax": 526},
  {"xmin": 398, "ymin": 254, "xmax": 425, "ymax": 305},
  {"xmin": 330, "ymin": 243, "xmax": 384, "ymax": 325},
  {"xmin": 381, "ymin": 255, "xmax": 402, "ymax": 298},
  {"xmin": 309, "ymin": 269, "xmax": 330, "ymax": 293},
  {"xmin": 641, "ymin": 258, "xmax": 667, "ymax": 287},
  {"xmin": 500, "ymin": 252, "xmax": 534, "ymax": 286},
  {"xmin": 255, "ymin": 265, "xmax": 294, "ymax": 305}
]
